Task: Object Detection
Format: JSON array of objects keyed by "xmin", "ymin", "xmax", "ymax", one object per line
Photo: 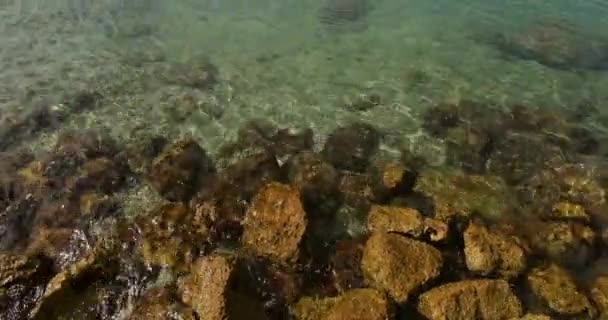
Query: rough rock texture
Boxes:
[
  {"xmin": 527, "ymin": 264, "xmax": 594, "ymax": 316},
  {"xmin": 242, "ymin": 182, "xmax": 308, "ymax": 262},
  {"xmin": 512, "ymin": 314, "xmax": 553, "ymax": 320},
  {"xmin": 178, "ymin": 255, "xmax": 233, "ymax": 320},
  {"xmin": 463, "ymin": 221, "xmax": 527, "ymax": 278},
  {"xmin": 367, "ymin": 205, "xmax": 448, "ymax": 241},
  {"xmin": 361, "ymin": 232, "xmax": 442, "ymax": 303},
  {"xmin": 147, "ymin": 139, "xmax": 215, "ymax": 202},
  {"xmin": 413, "ymin": 168, "xmax": 513, "ymax": 221},
  {"xmin": 591, "ymin": 276, "xmax": 608, "ymax": 317},
  {"xmin": 417, "ymin": 279, "xmax": 523, "ymax": 320},
  {"xmin": 292, "ymin": 288, "xmax": 389, "ymax": 320},
  {"xmin": 526, "ymin": 221, "xmax": 595, "ymax": 265}
]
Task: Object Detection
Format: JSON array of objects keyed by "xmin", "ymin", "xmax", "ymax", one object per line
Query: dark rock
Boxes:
[
  {"xmin": 322, "ymin": 123, "xmax": 381, "ymax": 172},
  {"xmin": 0, "ymin": 195, "xmax": 39, "ymax": 251},
  {"xmin": 287, "ymin": 151, "xmax": 340, "ymax": 215},
  {"xmin": 329, "ymin": 238, "xmax": 366, "ymax": 293},
  {"xmin": 148, "ymin": 139, "xmax": 216, "ymax": 202}
]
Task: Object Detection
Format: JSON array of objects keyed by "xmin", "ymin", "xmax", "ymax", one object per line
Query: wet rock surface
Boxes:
[
  {"xmin": 293, "ymin": 288, "xmax": 390, "ymax": 320},
  {"xmin": 2, "ymin": 98, "xmax": 608, "ymax": 320},
  {"xmin": 417, "ymin": 279, "xmax": 523, "ymax": 320},
  {"xmin": 527, "ymin": 264, "xmax": 595, "ymax": 317},
  {"xmin": 463, "ymin": 220, "xmax": 527, "ymax": 278},
  {"xmin": 241, "ymin": 182, "xmax": 308, "ymax": 263},
  {"xmin": 361, "ymin": 232, "xmax": 442, "ymax": 303}
]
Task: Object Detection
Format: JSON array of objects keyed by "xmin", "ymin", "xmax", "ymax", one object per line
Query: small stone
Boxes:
[
  {"xmin": 361, "ymin": 232, "xmax": 442, "ymax": 303},
  {"xmin": 322, "ymin": 123, "xmax": 381, "ymax": 172},
  {"xmin": 292, "ymin": 288, "xmax": 389, "ymax": 320},
  {"xmin": 591, "ymin": 276, "xmax": 608, "ymax": 316},
  {"xmin": 148, "ymin": 139, "xmax": 215, "ymax": 202},
  {"xmin": 242, "ymin": 182, "xmax": 307, "ymax": 262},
  {"xmin": 527, "ymin": 264, "xmax": 594, "ymax": 316},
  {"xmin": 463, "ymin": 221, "xmax": 527, "ymax": 278},
  {"xmin": 417, "ymin": 279, "xmax": 523, "ymax": 320},
  {"xmin": 330, "ymin": 238, "xmax": 366, "ymax": 292},
  {"xmin": 367, "ymin": 205, "xmax": 448, "ymax": 242}
]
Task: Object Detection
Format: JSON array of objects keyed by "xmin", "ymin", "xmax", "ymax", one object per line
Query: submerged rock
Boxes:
[
  {"xmin": 361, "ymin": 232, "xmax": 442, "ymax": 303},
  {"xmin": 527, "ymin": 264, "xmax": 595, "ymax": 317},
  {"xmin": 463, "ymin": 221, "xmax": 527, "ymax": 279},
  {"xmin": 413, "ymin": 168, "xmax": 513, "ymax": 221},
  {"xmin": 417, "ymin": 279, "xmax": 523, "ymax": 320},
  {"xmin": 491, "ymin": 18, "xmax": 608, "ymax": 70},
  {"xmin": 147, "ymin": 138, "xmax": 216, "ymax": 202},
  {"xmin": 322, "ymin": 123, "xmax": 381, "ymax": 173},
  {"xmin": 292, "ymin": 288, "xmax": 390, "ymax": 320},
  {"xmin": 318, "ymin": 0, "xmax": 371, "ymax": 33},
  {"xmin": 526, "ymin": 220, "xmax": 595, "ymax": 266},
  {"xmin": 241, "ymin": 182, "xmax": 307, "ymax": 263}
]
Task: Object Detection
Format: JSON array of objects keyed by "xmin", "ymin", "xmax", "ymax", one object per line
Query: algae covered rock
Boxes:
[
  {"xmin": 413, "ymin": 168, "xmax": 514, "ymax": 221},
  {"xmin": 492, "ymin": 18, "xmax": 608, "ymax": 70},
  {"xmin": 526, "ymin": 221, "xmax": 595, "ymax": 266},
  {"xmin": 361, "ymin": 232, "xmax": 442, "ymax": 303},
  {"xmin": 148, "ymin": 138, "xmax": 216, "ymax": 202},
  {"xmin": 322, "ymin": 123, "xmax": 381, "ymax": 172},
  {"xmin": 527, "ymin": 263, "xmax": 595, "ymax": 317},
  {"xmin": 136, "ymin": 203, "xmax": 209, "ymax": 271},
  {"xmin": 463, "ymin": 221, "xmax": 527, "ymax": 278},
  {"xmin": 287, "ymin": 151, "xmax": 340, "ymax": 212},
  {"xmin": 292, "ymin": 288, "xmax": 390, "ymax": 320},
  {"xmin": 242, "ymin": 182, "xmax": 308, "ymax": 263},
  {"xmin": 417, "ymin": 279, "xmax": 523, "ymax": 320}
]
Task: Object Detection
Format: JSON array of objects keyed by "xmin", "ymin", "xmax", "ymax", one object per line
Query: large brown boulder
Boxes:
[
  {"xmin": 241, "ymin": 182, "xmax": 308, "ymax": 262},
  {"xmin": 361, "ymin": 232, "xmax": 442, "ymax": 303},
  {"xmin": 417, "ymin": 279, "xmax": 523, "ymax": 320}
]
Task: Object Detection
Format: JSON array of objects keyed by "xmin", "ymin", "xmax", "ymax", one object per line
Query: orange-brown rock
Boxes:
[
  {"xmin": 527, "ymin": 264, "xmax": 594, "ymax": 316},
  {"xmin": 417, "ymin": 279, "xmax": 523, "ymax": 320},
  {"xmin": 463, "ymin": 221, "xmax": 527, "ymax": 278},
  {"xmin": 361, "ymin": 232, "xmax": 442, "ymax": 303},
  {"xmin": 178, "ymin": 255, "xmax": 233, "ymax": 320},
  {"xmin": 241, "ymin": 182, "xmax": 307, "ymax": 262},
  {"xmin": 292, "ymin": 288, "xmax": 390, "ymax": 320}
]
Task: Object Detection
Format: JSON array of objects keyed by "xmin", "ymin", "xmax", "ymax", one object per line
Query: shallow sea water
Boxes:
[{"xmin": 2, "ymin": 1, "xmax": 608, "ymax": 319}]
